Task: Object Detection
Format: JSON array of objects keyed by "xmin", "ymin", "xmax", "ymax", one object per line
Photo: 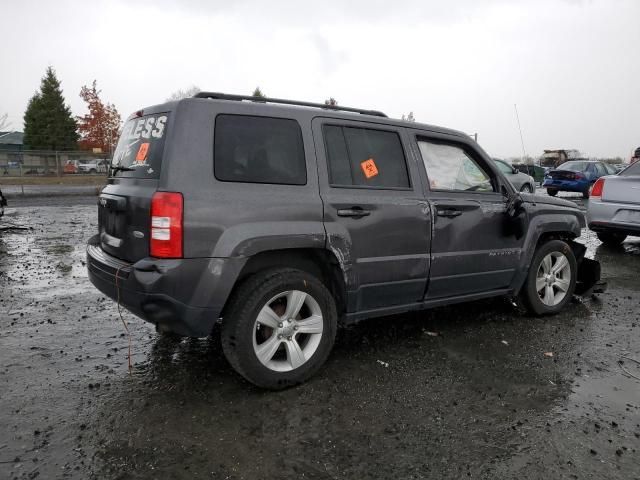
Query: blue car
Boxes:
[{"xmin": 543, "ymin": 160, "xmax": 617, "ymax": 198}]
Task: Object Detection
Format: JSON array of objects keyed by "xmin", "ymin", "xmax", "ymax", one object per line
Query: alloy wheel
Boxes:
[
  {"xmin": 252, "ymin": 290, "xmax": 323, "ymax": 372},
  {"xmin": 536, "ymin": 252, "xmax": 571, "ymax": 306}
]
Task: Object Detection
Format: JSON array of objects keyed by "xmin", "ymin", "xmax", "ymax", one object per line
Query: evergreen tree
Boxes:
[
  {"xmin": 324, "ymin": 97, "xmax": 338, "ymax": 106},
  {"xmin": 23, "ymin": 67, "xmax": 78, "ymax": 150},
  {"xmin": 252, "ymin": 87, "xmax": 266, "ymax": 98}
]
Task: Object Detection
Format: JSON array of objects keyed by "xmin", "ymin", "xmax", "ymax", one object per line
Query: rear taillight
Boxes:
[
  {"xmin": 591, "ymin": 178, "xmax": 605, "ymax": 198},
  {"xmin": 574, "ymin": 172, "xmax": 584, "ymax": 180},
  {"xmin": 150, "ymin": 192, "xmax": 183, "ymax": 258}
]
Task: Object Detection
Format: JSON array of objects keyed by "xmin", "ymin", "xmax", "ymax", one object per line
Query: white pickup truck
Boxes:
[{"xmin": 77, "ymin": 159, "xmax": 108, "ymax": 174}]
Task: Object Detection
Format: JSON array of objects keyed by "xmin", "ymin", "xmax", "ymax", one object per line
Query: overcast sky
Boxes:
[{"xmin": 2, "ymin": 0, "xmax": 639, "ymax": 159}]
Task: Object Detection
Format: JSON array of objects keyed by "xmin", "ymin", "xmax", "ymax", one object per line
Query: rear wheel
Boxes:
[
  {"xmin": 547, "ymin": 188, "xmax": 558, "ymax": 197},
  {"xmin": 520, "ymin": 239, "xmax": 577, "ymax": 315},
  {"xmin": 582, "ymin": 188, "xmax": 589, "ymax": 199},
  {"xmin": 221, "ymin": 268, "xmax": 337, "ymax": 389},
  {"xmin": 597, "ymin": 232, "xmax": 626, "ymax": 246}
]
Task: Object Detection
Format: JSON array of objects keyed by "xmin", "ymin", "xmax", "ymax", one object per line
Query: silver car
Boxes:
[
  {"xmin": 493, "ymin": 159, "xmax": 536, "ymax": 193},
  {"xmin": 587, "ymin": 161, "xmax": 640, "ymax": 245}
]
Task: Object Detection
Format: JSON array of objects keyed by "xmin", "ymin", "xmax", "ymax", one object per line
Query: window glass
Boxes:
[
  {"xmin": 214, "ymin": 115, "xmax": 306, "ymax": 185},
  {"xmin": 323, "ymin": 125, "xmax": 353, "ymax": 185},
  {"xmin": 494, "ymin": 159, "xmax": 513, "ymax": 175},
  {"xmin": 110, "ymin": 113, "xmax": 169, "ymax": 178},
  {"xmin": 418, "ymin": 141, "xmax": 494, "ymax": 192},
  {"xmin": 558, "ymin": 161, "xmax": 587, "ymax": 172},
  {"xmin": 323, "ymin": 125, "xmax": 410, "ymax": 188}
]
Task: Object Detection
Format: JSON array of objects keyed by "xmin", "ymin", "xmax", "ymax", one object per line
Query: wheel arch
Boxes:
[{"xmin": 222, "ymin": 248, "xmax": 348, "ymax": 319}]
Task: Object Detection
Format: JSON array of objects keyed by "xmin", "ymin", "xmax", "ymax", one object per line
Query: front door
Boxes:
[
  {"xmin": 312, "ymin": 118, "xmax": 432, "ymax": 312},
  {"xmin": 411, "ymin": 134, "xmax": 525, "ymax": 300}
]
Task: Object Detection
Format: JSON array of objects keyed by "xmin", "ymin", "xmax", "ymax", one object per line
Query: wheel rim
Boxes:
[
  {"xmin": 522, "ymin": 185, "xmax": 531, "ymax": 193},
  {"xmin": 536, "ymin": 252, "xmax": 571, "ymax": 306},
  {"xmin": 252, "ymin": 290, "xmax": 323, "ymax": 372}
]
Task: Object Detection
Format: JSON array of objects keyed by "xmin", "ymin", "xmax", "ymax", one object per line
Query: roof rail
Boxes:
[{"xmin": 193, "ymin": 92, "xmax": 387, "ymax": 118}]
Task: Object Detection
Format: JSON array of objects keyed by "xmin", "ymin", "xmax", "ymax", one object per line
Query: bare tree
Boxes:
[
  {"xmin": 0, "ymin": 113, "xmax": 11, "ymax": 131},
  {"xmin": 401, "ymin": 112, "xmax": 415, "ymax": 122},
  {"xmin": 166, "ymin": 86, "xmax": 201, "ymax": 102},
  {"xmin": 324, "ymin": 97, "xmax": 338, "ymax": 106}
]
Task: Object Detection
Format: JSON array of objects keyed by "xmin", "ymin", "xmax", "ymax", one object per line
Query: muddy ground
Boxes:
[{"xmin": 0, "ymin": 194, "xmax": 639, "ymax": 480}]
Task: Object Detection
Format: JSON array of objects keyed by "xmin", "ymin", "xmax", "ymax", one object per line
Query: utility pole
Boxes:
[{"xmin": 514, "ymin": 103, "xmax": 527, "ymax": 161}]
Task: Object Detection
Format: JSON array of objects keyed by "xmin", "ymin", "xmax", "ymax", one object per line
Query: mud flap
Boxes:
[
  {"xmin": 569, "ymin": 241, "xmax": 606, "ymax": 296},
  {"xmin": 575, "ymin": 257, "xmax": 607, "ymax": 296}
]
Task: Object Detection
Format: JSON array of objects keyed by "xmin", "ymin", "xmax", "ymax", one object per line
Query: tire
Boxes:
[
  {"xmin": 582, "ymin": 189, "xmax": 589, "ymax": 199},
  {"xmin": 89, "ymin": 169, "xmax": 97, "ymax": 174},
  {"xmin": 597, "ymin": 232, "xmax": 626, "ymax": 246},
  {"xmin": 547, "ymin": 188, "xmax": 558, "ymax": 197},
  {"xmin": 520, "ymin": 239, "xmax": 577, "ymax": 315},
  {"xmin": 221, "ymin": 268, "xmax": 337, "ymax": 389},
  {"xmin": 520, "ymin": 184, "xmax": 532, "ymax": 193}
]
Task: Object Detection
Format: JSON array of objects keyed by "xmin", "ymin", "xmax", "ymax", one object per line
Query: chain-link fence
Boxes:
[{"xmin": 0, "ymin": 150, "xmax": 110, "ymax": 177}]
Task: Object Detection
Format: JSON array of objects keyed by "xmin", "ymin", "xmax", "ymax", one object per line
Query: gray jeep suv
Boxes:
[{"xmin": 87, "ymin": 92, "xmax": 603, "ymax": 389}]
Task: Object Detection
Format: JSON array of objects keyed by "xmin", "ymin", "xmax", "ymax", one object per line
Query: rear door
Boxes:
[
  {"xmin": 410, "ymin": 132, "xmax": 525, "ymax": 299},
  {"xmin": 312, "ymin": 118, "xmax": 431, "ymax": 312},
  {"xmin": 98, "ymin": 112, "xmax": 170, "ymax": 262}
]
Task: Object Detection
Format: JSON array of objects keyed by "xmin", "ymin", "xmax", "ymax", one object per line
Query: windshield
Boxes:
[
  {"xmin": 110, "ymin": 112, "xmax": 169, "ymax": 178},
  {"xmin": 557, "ymin": 161, "xmax": 588, "ymax": 172},
  {"xmin": 620, "ymin": 161, "xmax": 640, "ymax": 176}
]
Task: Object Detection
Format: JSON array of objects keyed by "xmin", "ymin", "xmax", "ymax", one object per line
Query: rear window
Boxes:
[
  {"xmin": 558, "ymin": 161, "xmax": 587, "ymax": 172},
  {"xmin": 214, "ymin": 115, "xmax": 306, "ymax": 185},
  {"xmin": 110, "ymin": 113, "xmax": 169, "ymax": 178}
]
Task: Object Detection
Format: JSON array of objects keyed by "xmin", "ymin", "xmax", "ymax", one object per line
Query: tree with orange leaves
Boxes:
[{"xmin": 77, "ymin": 80, "xmax": 121, "ymax": 153}]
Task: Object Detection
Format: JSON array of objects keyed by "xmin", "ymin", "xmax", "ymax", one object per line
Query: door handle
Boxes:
[
  {"xmin": 337, "ymin": 207, "xmax": 371, "ymax": 218},
  {"xmin": 436, "ymin": 208, "xmax": 462, "ymax": 218}
]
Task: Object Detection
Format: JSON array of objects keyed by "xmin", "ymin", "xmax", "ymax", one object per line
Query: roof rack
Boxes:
[{"xmin": 193, "ymin": 92, "xmax": 387, "ymax": 118}]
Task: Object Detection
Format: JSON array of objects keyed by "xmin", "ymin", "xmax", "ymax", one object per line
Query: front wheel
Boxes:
[
  {"xmin": 547, "ymin": 188, "xmax": 558, "ymax": 197},
  {"xmin": 520, "ymin": 239, "xmax": 577, "ymax": 315},
  {"xmin": 597, "ymin": 232, "xmax": 626, "ymax": 246},
  {"xmin": 520, "ymin": 184, "xmax": 533, "ymax": 194},
  {"xmin": 221, "ymin": 268, "xmax": 337, "ymax": 389}
]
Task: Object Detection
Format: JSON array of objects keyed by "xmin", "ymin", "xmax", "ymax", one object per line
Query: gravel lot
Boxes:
[{"xmin": 1, "ymin": 194, "xmax": 639, "ymax": 479}]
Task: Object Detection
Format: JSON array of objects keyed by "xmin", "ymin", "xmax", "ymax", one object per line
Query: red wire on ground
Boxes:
[{"xmin": 115, "ymin": 266, "xmax": 132, "ymax": 373}]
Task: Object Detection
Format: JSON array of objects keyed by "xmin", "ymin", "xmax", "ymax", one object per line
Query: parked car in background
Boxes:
[
  {"xmin": 492, "ymin": 159, "xmax": 536, "ymax": 192},
  {"xmin": 77, "ymin": 159, "xmax": 107, "ymax": 174},
  {"xmin": 631, "ymin": 147, "xmax": 640, "ymax": 164},
  {"xmin": 543, "ymin": 160, "xmax": 616, "ymax": 198},
  {"xmin": 513, "ymin": 163, "xmax": 545, "ymax": 185},
  {"xmin": 588, "ymin": 161, "xmax": 640, "ymax": 245},
  {"xmin": 63, "ymin": 160, "xmax": 79, "ymax": 174}
]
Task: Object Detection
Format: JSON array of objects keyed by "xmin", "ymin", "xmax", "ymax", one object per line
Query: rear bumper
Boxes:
[
  {"xmin": 86, "ymin": 235, "xmax": 245, "ymax": 337},
  {"xmin": 588, "ymin": 199, "xmax": 640, "ymax": 236},
  {"xmin": 542, "ymin": 179, "xmax": 589, "ymax": 192}
]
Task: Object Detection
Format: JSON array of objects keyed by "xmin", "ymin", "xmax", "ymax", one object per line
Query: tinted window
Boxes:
[
  {"xmin": 323, "ymin": 125, "xmax": 410, "ymax": 188},
  {"xmin": 418, "ymin": 141, "xmax": 494, "ymax": 192},
  {"xmin": 111, "ymin": 113, "xmax": 169, "ymax": 178},
  {"xmin": 215, "ymin": 115, "xmax": 306, "ymax": 185}
]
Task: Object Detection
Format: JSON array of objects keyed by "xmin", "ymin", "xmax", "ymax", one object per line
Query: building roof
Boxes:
[{"xmin": 0, "ymin": 131, "xmax": 24, "ymax": 145}]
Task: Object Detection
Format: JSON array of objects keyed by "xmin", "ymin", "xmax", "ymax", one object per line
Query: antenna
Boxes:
[{"xmin": 514, "ymin": 103, "xmax": 527, "ymax": 161}]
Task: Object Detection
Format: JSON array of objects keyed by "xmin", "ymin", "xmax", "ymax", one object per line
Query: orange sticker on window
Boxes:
[
  {"xmin": 135, "ymin": 142, "xmax": 150, "ymax": 162},
  {"xmin": 360, "ymin": 158, "xmax": 379, "ymax": 179}
]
